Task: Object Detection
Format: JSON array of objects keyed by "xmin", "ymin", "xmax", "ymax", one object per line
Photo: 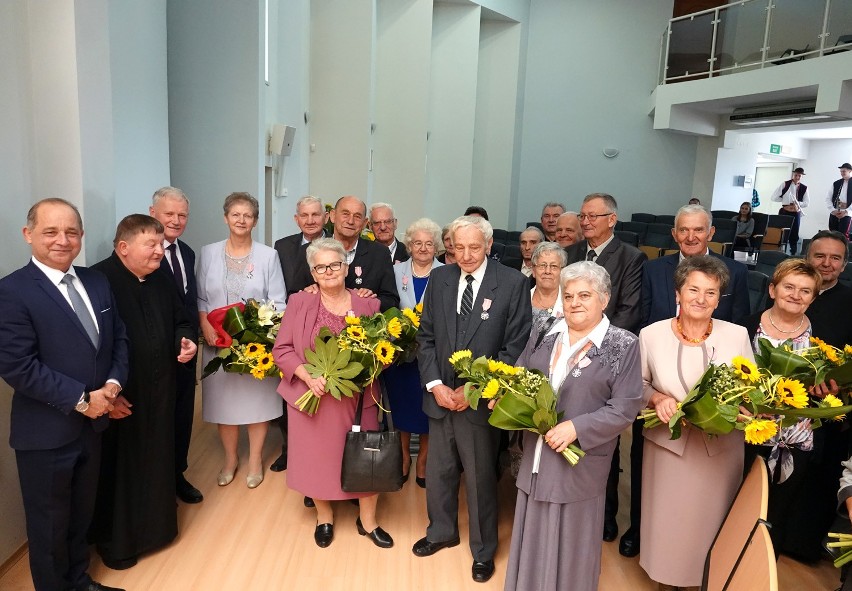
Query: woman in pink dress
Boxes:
[{"xmin": 272, "ymin": 238, "xmax": 393, "ymax": 549}]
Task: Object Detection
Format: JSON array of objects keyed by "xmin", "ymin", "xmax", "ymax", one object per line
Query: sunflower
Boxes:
[
  {"xmin": 776, "ymin": 377, "xmax": 809, "ymax": 409},
  {"xmin": 337, "ymin": 337, "xmax": 349, "ymax": 350},
  {"xmin": 824, "ymin": 394, "xmax": 847, "ymax": 421},
  {"xmin": 244, "ymin": 343, "xmax": 267, "ymax": 359},
  {"xmin": 488, "ymin": 359, "xmax": 502, "ymax": 373},
  {"xmin": 415, "ymin": 302, "xmax": 423, "ymax": 314},
  {"xmin": 346, "ymin": 325, "xmax": 367, "ymax": 341},
  {"xmin": 345, "ymin": 315, "xmax": 361, "ymax": 325},
  {"xmin": 822, "ymin": 343, "xmax": 841, "ymax": 364},
  {"xmin": 449, "ymin": 350, "xmax": 472, "ymax": 365},
  {"xmin": 256, "ymin": 354, "xmax": 274, "ymax": 371},
  {"xmin": 402, "ymin": 308, "xmax": 420, "ymax": 328},
  {"xmin": 743, "ymin": 418, "xmax": 778, "ymax": 445},
  {"xmin": 731, "ymin": 356, "xmax": 760, "ymax": 383},
  {"xmin": 481, "ymin": 379, "xmax": 500, "ymax": 399},
  {"xmin": 374, "ymin": 340, "xmax": 395, "ymax": 364},
  {"xmin": 250, "ymin": 366, "xmax": 267, "ymax": 380},
  {"xmin": 386, "ymin": 317, "xmax": 402, "ymax": 339}
]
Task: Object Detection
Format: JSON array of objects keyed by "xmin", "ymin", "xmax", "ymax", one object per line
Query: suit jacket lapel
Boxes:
[
  {"xmin": 594, "ymin": 237, "xmax": 620, "ymax": 267},
  {"xmin": 31, "ymin": 264, "xmax": 98, "ymax": 349},
  {"xmin": 664, "ymin": 254, "xmax": 678, "ymax": 315},
  {"xmin": 442, "ymin": 269, "xmax": 458, "ymax": 345}
]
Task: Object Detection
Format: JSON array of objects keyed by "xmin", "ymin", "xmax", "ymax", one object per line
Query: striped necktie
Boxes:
[{"xmin": 460, "ymin": 274, "xmax": 474, "ymax": 316}]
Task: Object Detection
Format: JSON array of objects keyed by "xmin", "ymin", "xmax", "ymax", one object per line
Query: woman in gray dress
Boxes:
[
  {"xmin": 197, "ymin": 192, "xmax": 287, "ymax": 489},
  {"xmin": 504, "ymin": 261, "xmax": 644, "ymax": 591}
]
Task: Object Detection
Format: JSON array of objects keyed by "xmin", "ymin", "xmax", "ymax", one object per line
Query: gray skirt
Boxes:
[{"xmin": 504, "ymin": 474, "xmax": 605, "ymax": 591}]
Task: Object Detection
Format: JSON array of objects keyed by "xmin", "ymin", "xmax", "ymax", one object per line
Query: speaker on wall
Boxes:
[{"xmin": 269, "ymin": 124, "xmax": 296, "ymax": 156}]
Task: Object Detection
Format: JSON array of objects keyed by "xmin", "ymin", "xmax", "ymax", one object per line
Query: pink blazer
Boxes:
[{"xmin": 273, "ymin": 290, "xmax": 380, "ymax": 408}]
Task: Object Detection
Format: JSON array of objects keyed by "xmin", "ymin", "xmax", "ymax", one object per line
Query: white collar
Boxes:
[
  {"xmin": 31, "ymin": 257, "xmax": 76, "ymax": 286},
  {"xmin": 546, "ymin": 314, "xmax": 610, "ymax": 347}
]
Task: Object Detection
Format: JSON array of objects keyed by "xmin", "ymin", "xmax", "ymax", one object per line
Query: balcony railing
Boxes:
[{"xmin": 658, "ymin": 0, "xmax": 852, "ymax": 85}]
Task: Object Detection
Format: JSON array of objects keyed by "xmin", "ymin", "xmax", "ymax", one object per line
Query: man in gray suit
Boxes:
[{"xmin": 413, "ymin": 215, "xmax": 531, "ymax": 583}]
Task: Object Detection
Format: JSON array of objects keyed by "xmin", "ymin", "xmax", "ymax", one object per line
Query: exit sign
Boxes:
[{"xmin": 770, "ymin": 144, "xmax": 781, "ymax": 154}]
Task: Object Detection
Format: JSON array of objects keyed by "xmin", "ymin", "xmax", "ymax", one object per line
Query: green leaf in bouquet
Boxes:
[
  {"xmin": 201, "ymin": 356, "xmax": 225, "ymax": 379},
  {"xmin": 337, "ymin": 361, "xmax": 363, "ymax": 380},
  {"xmin": 465, "ymin": 382, "xmax": 482, "ymax": 411},
  {"xmin": 470, "ymin": 356, "xmax": 491, "ymax": 373},
  {"xmin": 669, "ymin": 408, "xmax": 686, "ymax": 440},
  {"xmin": 745, "ymin": 386, "xmax": 766, "ymax": 406},
  {"xmin": 317, "ymin": 326, "xmax": 336, "ymax": 341},
  {"xmin": 681, "ymin": 364, "xmax": 716, "ymax": 407},
  {"xmin": 224, "ymin": 361, "xmax": 250, "ymax": 374},
  {"xmin": 754, "ymin": 337, "xmax": 773, "ymax": 368},
  {"xmin": 780, "ymin": 415, "xmax": 801, "ymax": 429},
  {"xmin": 826, "ymin": 361, "xmax": 852, "ymax": 387},
  {"xmin": 535, "ymin": 382, "xmax": 557, "ymax": 412},
  {"xmin": 683, "ymin": 392, "xmax": 735, "ymax": 436},
  {"xmin": 532, "ymin": 408, "xmax": 556, "ymax": 433},
  {"xmin": 754, "ymin": 402, "xmax": 852, "ymax": 420},
  {"xmin": 489, "ymin": 390, "xmax": 537, "ymax": 431},
  {"xmin": 716, "ymin": 404, "xmax": 740, "ymax": 423},
  {"xmin": 761, "ymin": 342, "xmax": 818, "ymax": 386}
]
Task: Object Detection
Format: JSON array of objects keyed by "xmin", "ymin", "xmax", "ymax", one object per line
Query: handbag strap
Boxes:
[{"xmin": 352, "ymin": 389, "xmax": 366, "ymax": 432}]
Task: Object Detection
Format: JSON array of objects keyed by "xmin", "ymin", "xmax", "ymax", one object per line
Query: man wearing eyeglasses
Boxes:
[
  {"xmin": 292, "ymin": 195, "xmax": 399, "ymax": 312},
  {"xmin": 369, "ymin": 202, "xmax": 409, "ymax": 263},
  {"xmin": 563, "ymin": 192, "xmax": 646, "ymax": 548}
]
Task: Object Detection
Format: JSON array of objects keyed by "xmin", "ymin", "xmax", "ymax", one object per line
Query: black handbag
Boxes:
[{"xmin": 340, "ymin": 390, "xmax": 403, "ymax": 493}]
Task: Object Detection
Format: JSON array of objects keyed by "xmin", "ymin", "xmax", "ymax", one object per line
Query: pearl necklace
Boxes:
[
  {"xmin": 676, "ymin": 316, "xmax": 713, "ymax": 343},
  {"xmin": 767, "ymin": 310, "xmax": 805, "ymax": 335}
]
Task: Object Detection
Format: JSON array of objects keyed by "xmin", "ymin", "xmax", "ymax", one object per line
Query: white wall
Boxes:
[
  {"xmin": 425, "ymin": 3, "xmax": 481, "ymax": 221},
  {"xmin": 516, "ymin": 0, "xmax": 697, "ymax": 223},
  {"xmin": 109, "ymin": 0, "xmax": 171, "ymax": 225},
  {"xmin": 168, "ymin": 0, "xmax": 265, "ymax": 248},
  {"xmin": 800, "ymin": 138, "xmax": 852, "ymax": 240}
]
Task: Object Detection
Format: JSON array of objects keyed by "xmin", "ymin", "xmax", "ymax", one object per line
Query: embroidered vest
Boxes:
[
  {"xmin": 832, "ymin": 179, "xmax": 852, "ymax": 208},
  {"xmin": 782, "ymin": 180, "xmax": 807, "ymax": 202}
]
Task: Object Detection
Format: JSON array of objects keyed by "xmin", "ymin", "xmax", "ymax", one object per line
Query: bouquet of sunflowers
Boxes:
[
  {"xmin": 295, "ymin": 305, "xmax": 423, "ymax": 415},
  {"xmin": 450, "ymin": 350, "xmax": 585, "ymax": 465},
  {"xmin": 201, "ymin": 299, "xmax": 283, "ymax": 380},
  {"xmin": 639, "ymin": 337, "xmax": 852, "ymax": 444}
]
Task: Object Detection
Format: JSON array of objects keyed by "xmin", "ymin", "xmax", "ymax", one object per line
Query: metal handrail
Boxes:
[{"xmin": 658, "ymin": 0, "xmax": 851, "ymax": 85}]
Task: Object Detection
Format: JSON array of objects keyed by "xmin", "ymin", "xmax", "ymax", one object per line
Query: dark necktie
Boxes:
[
  {"xmin": 586, "ymin": 249, "xmax": 597, "ymax": 262},
  {"xmin": 168, "ymin": 243, "xmax": 185, "ymax": 294},
  {"xmin": 460, "ymin": 274, "xmax": 474, "ymax": 316},
  {"xmin": 61, "ymin": 274, "xmax": 99, "ymax": 347}
]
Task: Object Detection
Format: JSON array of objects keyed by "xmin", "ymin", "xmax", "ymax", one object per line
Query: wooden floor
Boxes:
[{"xmin": 0, "ymin": 398, "xmax": 841, "ymax": 590}]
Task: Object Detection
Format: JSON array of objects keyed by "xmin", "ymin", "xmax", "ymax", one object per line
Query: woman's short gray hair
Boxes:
[
  {"xmin": 673, "ymin": 255, "xmax": 730, "ymax": 293},
  {"xmin": 403, "ymin": 218, "xmax": 442, "ymax": 252},
  {"xmin": 448, "ymin": 215, "xmax": 493, "ymax": 243},
  {"xmin": 306, "ymin": 237, "xmax": 347, "ymax": 268},
  {"xmin": 223, "ymin": 192, "xmax": 259, "ymax": 218},
  {"xmin": 560, "ymin": 261, "xmax": 611, "ymax": 302},
  {"xmin": 531, "ymin": 242, "xmax": 568, "ymax": 267}
]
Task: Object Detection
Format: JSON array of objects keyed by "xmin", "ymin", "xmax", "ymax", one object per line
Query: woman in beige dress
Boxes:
[{"xmin": 639, "ymin": 255, "xmax": 754, "ymax": 590}]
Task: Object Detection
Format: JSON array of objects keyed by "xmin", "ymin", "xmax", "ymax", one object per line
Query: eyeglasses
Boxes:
[
  {"xmin": 371, "ymin": 219, "xmax": 396, "ymax": 227},
  {"xmin": 534, "ymin": 263, "xmax": 562, "ymax": 272},
  {"xmin": 577, "ymin": 212, "xmax": 613, "ymax": 222},
  {"xmin": 312, "ymin": 261, "xmax": 344, "ymax": 274},
  {"xmin": 411, "ymin": 241, "xmax": 434, "ymax": 250}
]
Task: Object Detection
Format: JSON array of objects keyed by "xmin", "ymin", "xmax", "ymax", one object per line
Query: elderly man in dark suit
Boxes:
[
  {"xmin": 563, "ymin": 192, "xmax": 646, "ymax": 548},
  {"xmin": 0, "ymin": 198, "xmax": 129, "ymax": 591},
  {"xmin": 369, "ymin": 202, "xmax": 409, "ymax": 263},
  {"xmin": 413, "ymin": 215, "xmax": 531, "ymax": 583},
  {"xmin": 270, "ymin": 195, "xmax": 328, "ymax": 473},
  {"xmin": 615, "ymin": 204, "xmax": 750, "ymax": 559},
  {"xmin": 274, "ymin": 195, "xmax": 327, "ymax": 299},
  {"xmin": 149, "ymin": 186, "xmax": 202, "ymax": 505},
  {"xmin": 290, "ymin": 195, "xmax": 399, "ymax": 311}
]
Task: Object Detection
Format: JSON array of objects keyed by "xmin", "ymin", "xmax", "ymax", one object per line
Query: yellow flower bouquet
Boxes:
[
  {"xmin": 201, "ymin": 299, "xmax": 283, "ymax": 380},
  {"xmin": 640, "ymin": 338, "xmax": 852, "ymax": 444},
  {"xmin": 295, "ymin": 305, "xmax": 422, "ymax": 415},
  {"xmin": 449, "ymin": 350, "xmax": 585, "ymax": 465}
]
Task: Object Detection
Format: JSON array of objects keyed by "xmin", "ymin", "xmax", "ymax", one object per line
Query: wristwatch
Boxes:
[{"xmin": 75, "ymin": 391, "xmax": 91, "ymax": 413}]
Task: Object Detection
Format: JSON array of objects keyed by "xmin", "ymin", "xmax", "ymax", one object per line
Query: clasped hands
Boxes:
[
  {"xmin": 432, "ymin": 384, "xmax": 470, "ymax": 412},
  {"xmin": 81, "ymin": 382, "xmax": 122, "ymax": 419}
]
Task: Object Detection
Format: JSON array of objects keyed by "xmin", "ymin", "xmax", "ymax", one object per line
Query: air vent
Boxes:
[{"xmin": 729, "ymin": 100, "xmax": 845, "ymax": 126}]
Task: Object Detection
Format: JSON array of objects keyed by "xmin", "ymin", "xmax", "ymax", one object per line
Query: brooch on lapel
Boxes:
[
  {"xmin": 354, "ymin": 266, "xmax": 363, "ymax": 285},
  {"xmin": 570, "ymin": 342, "xmax": 594, "ymax": 378},
  {"xmin": 481, "ymin": 298, "xmax": 492, "ymax": 320},
  {"xmin": 401, "ymin": 274, "xmax": 409, "ymax": 291},
  {"xmin": 245, "ymin": 263, "xmax": 254, "ymax": 280}
]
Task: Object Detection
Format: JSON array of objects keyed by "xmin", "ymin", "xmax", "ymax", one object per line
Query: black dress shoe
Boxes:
[
  {"xmin": 603, "ymin": 517, "xmax": 618, "ymax": 542},
  {"xmin": 412, "ymin": 536, "xmax": 460, "ymax": 557},
  {"xmin": 176, "ymin": 475, "xmax": 203, "ymax": 504},
  {"xmin": 100, "ymin": 555, "xmax": 137, "ymax": 570},
  {"xmin": 80, "ymin": 582, "xmax": 126, "ymax": 591},
  {"xmin": 619, "ymin": 528, "xmax": 640, "ymax": 557},
  {"xmin": 314, "ymin": 523, "xmax": 334, "ymax": 548},
  {"xmin": 304, "ymin": 496, "xmax": 315, "ymax": 508},
  {"xmin": 356, "ymin": 517, "xmax": 394, "ymax": 548},
  {"xmin": 471, "ymin": 560, "xmax": 495, "ymax": 583},
  {"xmin": 269, "ymin": 450, "xmax": 287, "ymax": 472},
  {"xmin": 415, "ymin": 476, "xmax": 426, "ymax": 489}
]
